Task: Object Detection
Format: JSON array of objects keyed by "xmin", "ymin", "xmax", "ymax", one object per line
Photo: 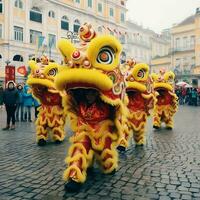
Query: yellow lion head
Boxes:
[
  {"xmin": 27, "ymin": 57, "xmax": 62, "ymax": 105},
  {"xmin": 151, "ymin": 69, "xmax": 175, "ymax": 92}
]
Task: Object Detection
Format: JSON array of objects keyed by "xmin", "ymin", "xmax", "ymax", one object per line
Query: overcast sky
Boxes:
[{"xmin": 127, "ymin": 0, "xmax": 200, "ymax": 33}]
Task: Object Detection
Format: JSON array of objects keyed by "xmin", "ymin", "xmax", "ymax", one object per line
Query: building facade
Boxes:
[
  {"xmin": 126, "ymin": 20, "xmax": 170, "ymax": 69},
  {"xmin": 0, "ymin": 0, "xmax": 127, "ymax": 82}
]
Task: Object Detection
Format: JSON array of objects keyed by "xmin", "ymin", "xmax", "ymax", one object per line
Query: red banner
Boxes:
[{"xmin": 5, "ymin": 65, "xmax": 15, "ymax": 85}]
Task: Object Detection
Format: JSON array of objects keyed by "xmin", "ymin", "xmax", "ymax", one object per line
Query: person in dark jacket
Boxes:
[
  {"xmin": 2, "ymin": 81, "xmax": 19, "ymax": 130},
  {"xmin": 15, "ymin": 84, "xmax": 24, "ymax": 121},
  {"xmin": 0, "ymin": 85, "xmax": 3, "ymax": 109}
]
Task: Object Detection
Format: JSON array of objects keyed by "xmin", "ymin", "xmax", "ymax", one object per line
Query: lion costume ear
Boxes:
[
  {"xmin": 57, "ymin": 39, "xmax": 76, "ymax": 61},
  {"xmin": 164, "ymin": 71, "xmax": 175, "ymax": 82},
  {"xmin": 151, "ymin": 73, "xmax": 158, "ymax": 81},
  {"xmin": 28, "ymin": 60, "xmax": 39, "ymax": 71}
]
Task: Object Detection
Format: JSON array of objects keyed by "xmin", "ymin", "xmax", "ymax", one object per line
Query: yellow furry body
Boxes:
[
  {"xmin": 153, "ymin": 92, "xmax": 178, "ymax": 128},
  {"xmin": 62, "ymin": 94, "xmax": 124, "ymax": 183},
  {"xmin": 27, "ymin": 60, "xmax": 67, "ymax": 143},
  {"xmin": 36, "ymin": 105, "xmax": 66, "ymax": 142}
]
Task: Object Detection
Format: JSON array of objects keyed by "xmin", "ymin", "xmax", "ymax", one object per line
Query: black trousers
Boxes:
[
  {"xmin": 5, "ymin": 105, "xmax": 17, "ymax": 126},
  {"xmin": 35, "ymin": 106, "xmax": 40, "ymax": 118}
]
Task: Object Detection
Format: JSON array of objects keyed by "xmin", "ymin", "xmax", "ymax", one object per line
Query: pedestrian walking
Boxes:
[
  {"xmin": 15, "ymin": 84, "xmax": 24, "ymax": 121},
  {"xmin": 2, "ymin": 81, "xmax": 19, "ymax": 130},
  {"xmin": 23, "ymin": 85, "xmax": 33, "ymax": 122}
]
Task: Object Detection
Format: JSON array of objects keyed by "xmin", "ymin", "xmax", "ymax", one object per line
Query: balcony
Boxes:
[{"xmin": 170, "ymin": 45, "xmax": 195, "ymax": 53}]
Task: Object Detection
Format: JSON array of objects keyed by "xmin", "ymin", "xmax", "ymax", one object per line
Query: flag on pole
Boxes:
[
  {"xmin": 37, "ymin": 36, "xmax": 45, "ymax": 49},
  {"xmin": 17, "ymin": 66, "xmax": 27, "ymax": 76}
]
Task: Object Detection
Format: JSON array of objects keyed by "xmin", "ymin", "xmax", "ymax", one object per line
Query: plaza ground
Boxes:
[{"xmin": 0, "ymin": 106, "xmax": 200, "ymax": 200}]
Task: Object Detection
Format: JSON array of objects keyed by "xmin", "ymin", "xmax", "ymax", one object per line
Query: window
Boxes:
[
  {"xmin": 98, "ymin": 26, "xmax": 102, "ymax": 33},
  {"xmin": 13, "ymin": 55, "xmax": 23, "ymax": 62},
  {"xmin": 48, "ymin": 34, "xmax": 56, "ymax": 49},
  {"xmin": 48, "ymin": 10, "xmax": 55, "ymax": 18},
  {"xmin": 121, "ymin": 1, "xmax": 125, "ymax": 6},
  {"xmin": 0, "ymin": 0, "xmax": 3, "ymax": 13},
  {"xmin": 110, "ymin": 8, "xmax": 114, "ymax": 17},
  {"xmin": 30, "ymin": 30, "xmax": 42, "ymax": 44},
  {"xmin": 15, "ymin": 0, "xmax": 23, "ymax": 9},
  {"xmin": 98, "ymin": 3, "xmax": 102, "ymax": 13},
  {"xmin": 175, "ymin": 38, "xmax": 180, "ymax": 49},
  {"xmin": 61, "ymin": 16, "xmax": 69, "ymax": 30},
  {"xmin": 183, "ymin": 37, "xmax": 187, "ymax": 48},
  {"xmin": 88, "ymin": 0, "xmax": 92, "ymax": 8},
  {"xmin": 30, "ymin": 7, "xmax": 42, "ymax": 23},
  {"xmin": 121, "ymin": 13, "xmax": 125, "ymax": 23},
  {"xmin": 75, "ymin": 0, "xmax": 80, "ymax": 3},
  {"xmin": 14, "ymin": 26, "xmax": 23, "ymax": 42},
  {"xmin": 190, "ymin": 36, "xmax": 195, "ymax": 47},
  {"xmin": 120, "ymin": 35, "xmax": 125, "ymax": 44},
  {"xmin": 175, "ymin": 58, "xmax": 181, "ymax": 66},
  {"xmin": 0, "ymin": 24, "xmax": 2, "ymax": 38},
  {"xmin": 73, "ymin": 19, "xmax": 80, "ymax": 33}
]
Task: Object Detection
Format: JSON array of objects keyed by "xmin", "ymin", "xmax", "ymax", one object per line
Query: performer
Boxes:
[
  {"xmin": 151, "ymin": 69, "xmax": 178, "ymax": 129},
  {"xmin": 55, "ymin": 24, "xmax": 127, "ymax": 192},
  {"xmin": 27, "ymin": 56, "xmax": 67, "ymax": 146},
  {"xmin": 118, "ymin": 61, "xmax": 155, "ymax": 151}
]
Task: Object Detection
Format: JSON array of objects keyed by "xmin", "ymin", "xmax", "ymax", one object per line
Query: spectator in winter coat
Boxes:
[
  {"xmin": 2, "ymin": 81, "xmax": 19, "ymax": 130},
  {"xmin": 23, "ymin": 85, "xmax": 33, "ymax": 122},
  {"xmin": 16, "ymin": 84, "xmax": 24, "ymax": 121}
]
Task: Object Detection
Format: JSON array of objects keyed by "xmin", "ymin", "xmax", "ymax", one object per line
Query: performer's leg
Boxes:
[
  {"xmin": 64, "ymin": 136, "xmax": 93, "ymax": 192},
  {"xmin": 164, "ymin": 116, "xmax": 173, "ymax": 130},
  {"xmin": 52, "ymin": 126, "xmax": 65, "ymax": 143},
  {"xmin": 117, "ymin": 124, "xmax": 131, "ymax": 151},
  {"xmin": 133, "ymin": 128, "xmax": 146, "ymax": 146},
  {"xmin": 36, "ymin": 125, "xmax": 48, "ymax": 146},
  {"xmin": 98, "ymin": 137, "xmax": 118, "ymax": 174},
  {"xmin": 153, "ymin": 112, "xmax": 161, "ymax": 129}
]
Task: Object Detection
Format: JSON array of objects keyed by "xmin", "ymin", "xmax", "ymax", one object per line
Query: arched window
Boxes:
[
  {"xmin": 48, "ymin": 10, "xmax": 55, "ymax": 18},
  {"xmin": 120, "ymin": 35, "xmax": 126, "ymax": 44},
  {"xmin": 30, "ymin": 7, "xmax": 42, "ymax": 23},
  {"xmin": 14, "ymin": 0, "xmax": 23, "ymax": 9},
  {"xmin": 0, "ymin": 0, "xmax": 3, "ymax": 13},
  {"xmin": 61, "ymin": 15, "xmax": 69, "ymax": 30},
  {"xmin": 73, "ymin": 19, "xmax": 80, "ymax": 33},
  {"xmin": 13, "ymin": 55, "xmax": 23, "ymax": 62},
  {"xmin": 98, "ymin": 26, "xmax": 102, "ymax": 33}
]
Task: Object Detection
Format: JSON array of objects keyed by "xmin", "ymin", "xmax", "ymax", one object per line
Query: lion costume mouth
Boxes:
[
  {"xmin": 126, "ymin": 81, "xmax": 147, "ymax": 93},
  {"xmin": 154, "ymin": 82, "xmax": 173, "ymax": 92},
  {"xmin": 55, "ymin": 68, "xmax": 113, "ymax": 92}
]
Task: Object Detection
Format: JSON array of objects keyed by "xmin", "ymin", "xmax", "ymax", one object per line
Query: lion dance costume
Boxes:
[
  {"xmin": 27, "ymin": 56, "xmax": 67, "ymax": 146},
  {"xmin": 118, "ymin": 61, "xmax": 155, "ymax": 150},
  {"xmin": 54, "ymin": 23, "xmax": 126, "ymax": 191},
  {"xmin": 152, "ymin": 70, "xmax": 178, "ymax": 129}
]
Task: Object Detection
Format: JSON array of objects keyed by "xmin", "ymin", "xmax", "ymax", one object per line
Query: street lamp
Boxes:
[
  {"xmin": 66, "ymin": 31, "xmax": 79, "ymax": 43},
  {"xmin": 5, "ymin": 60, "xmax": 11, "ymax": 66}
]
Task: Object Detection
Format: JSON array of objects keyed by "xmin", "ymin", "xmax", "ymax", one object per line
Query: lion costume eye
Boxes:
[
  {"xmin": 97, "ymin": 47, "xmax": 114, "ymax": 65},
  {"xmin": 48, "ymin": 68, "xmax": 57, "ymax": 76},
  {"xmin": 137, "ymin": 69, "xmax": 145, "ymax": 78}
]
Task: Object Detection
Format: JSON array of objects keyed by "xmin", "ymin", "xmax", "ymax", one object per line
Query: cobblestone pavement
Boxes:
[{"xmin": 0, "ymin": 106, "xmax": 200, "ymax": 200}]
